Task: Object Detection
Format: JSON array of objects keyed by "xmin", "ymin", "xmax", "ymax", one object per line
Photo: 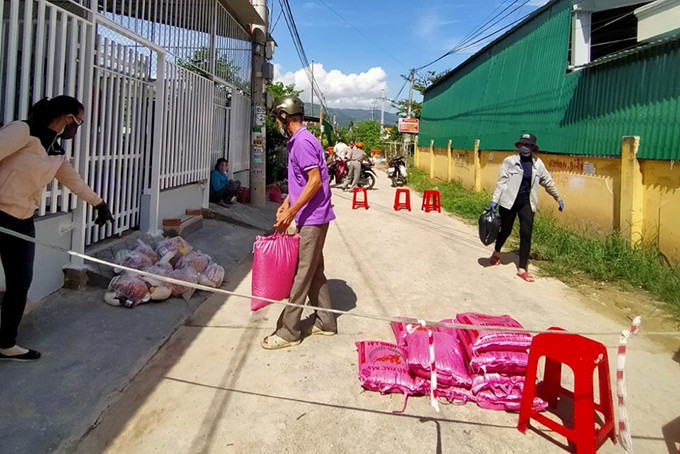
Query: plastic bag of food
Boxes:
[
  {"xmin": 114, "ymin": 249, "xmax": 155, "ymax": 272},
  {"xmin": 176, "ymin": 250, "xmax": 211, "ymax": 273},
  {"xmin": 170, "ymin": 267, "xmax": 199, "ymax": 300},
  {"xmin": 455, "ymin": 313, "xmax": 533, "ymax": 355},
  {"xmin": 156, "ymin": 236, "xmax": 193, "ymax": 267},
  {"xmin": 133, "ymin": 239, "xmax": 158, "ymax": 264},
  {"xmin": 140, "ymin": 264, "xmax": 174, "ymax": 301},
  {"xmin": 356, "ymin": 341, "xmax": 429, "ymax": 396},
  {"xmin": 107, "ymin": 274, "xmax": 150, "ymax": 308},
  {"xmin": 251, "ymin": 233, "xmax": 299, "ymax": 311},
  {"xmin": 199, "ymin": 263, "xmax": 225, "ymax": 288},
  {"xmin": 478, "ymin": 208, "xmax": 501, "ymax": 246}
]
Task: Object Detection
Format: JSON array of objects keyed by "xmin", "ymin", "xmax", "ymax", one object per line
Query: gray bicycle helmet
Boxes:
[{"xmin": 272, "ymin": 96, "xmax": 304, "ymax": 120}]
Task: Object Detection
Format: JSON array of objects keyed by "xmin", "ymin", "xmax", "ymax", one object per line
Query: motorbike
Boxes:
[
  {"xmin": 358, "ymin": 161, "xmax": 377, "ymax": 189},
  {"xmin": 387, "ymin": 155, "xmax": 408, "ymax": 187},
  {"xmin": 327, "ymin": 155, "xmax": 348, "ymax": 186}
]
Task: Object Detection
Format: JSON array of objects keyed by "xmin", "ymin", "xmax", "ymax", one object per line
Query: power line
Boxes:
[
  {"xmin": 278, "ymin": 0, "xmax": 329, "ymax": 113},
  {"xmin": 415, "ymin": 0, "xmax": 535, "ymax": 71}
]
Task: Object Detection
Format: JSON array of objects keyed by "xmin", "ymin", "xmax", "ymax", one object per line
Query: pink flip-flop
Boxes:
[
  {"xmin": 489, "ymin": 253, "xmax": 501, "ymax": 266},
  {"xmin": 517, "ymin": 271, "xmax": 535, "ymax": 282}
]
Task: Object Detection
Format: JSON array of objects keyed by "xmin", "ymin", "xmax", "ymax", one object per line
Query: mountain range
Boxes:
[{"xmin": 303, "ymin": 102, "xmax": 399, "ymax": 128}]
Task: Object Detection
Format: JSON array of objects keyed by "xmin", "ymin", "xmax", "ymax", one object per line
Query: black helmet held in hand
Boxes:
[{"xmin": 272, "ymin": 96, "xmax": 304, "ymax": 120}]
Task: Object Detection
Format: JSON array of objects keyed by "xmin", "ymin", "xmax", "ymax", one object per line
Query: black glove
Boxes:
[{"xmin": 94, "ymin": 202, "xmax": 114, "ymax": 226}]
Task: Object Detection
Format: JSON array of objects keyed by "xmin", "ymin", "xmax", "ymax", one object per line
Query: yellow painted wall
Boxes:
[
  {"xmin": 642, "ymin": 160, "xmax": 680, "ymax": 260},
  {"xmin": 416, "ymin": 145, "xmax": 680, "ymax": 261}
]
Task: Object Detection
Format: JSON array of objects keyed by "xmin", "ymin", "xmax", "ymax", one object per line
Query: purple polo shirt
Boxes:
[{"xmin": 287, "ymin": 127, "xmax": 335, "ymax": 226}]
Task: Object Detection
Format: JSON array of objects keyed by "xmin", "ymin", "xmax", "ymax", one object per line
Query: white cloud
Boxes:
[
  {"xmin": 274, "ymin": 63, "xmax": 388, "ymax": 110},
  {"xmin": 527, "ymin": 0, "xmax": 550, "ymax": 6}
]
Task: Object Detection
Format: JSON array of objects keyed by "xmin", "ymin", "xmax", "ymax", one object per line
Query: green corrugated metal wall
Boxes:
[{"xmin": 420, "ymin": 0, "xmax": 680, "ymax": 160}]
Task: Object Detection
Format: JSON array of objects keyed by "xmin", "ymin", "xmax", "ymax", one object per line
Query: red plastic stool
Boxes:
[
  {"xmin": 421, "ymin": 190, "xmax": 441, "ymax": 213},
  {"xmin": 352, "ymin": 187, "xmax": 369, "ymax": 210},
  {"xmin": 517, "ymin": 331, "xmax": 616, "ymax": 453},
  {"xmin": 394, "ymin": 189, "xmax": 411, "ymax": 211}
]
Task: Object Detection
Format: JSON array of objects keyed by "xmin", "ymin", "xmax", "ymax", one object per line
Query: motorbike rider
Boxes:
[
  {"xmin": 341, "ymin": 142, "xmax": 370, "ymax": 191},
  {"xmin": 333, "ymin": 141, "xmax": 349, "ymax": 161}
]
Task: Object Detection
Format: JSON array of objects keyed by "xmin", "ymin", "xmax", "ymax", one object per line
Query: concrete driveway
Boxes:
[{"xmin": 74, "ymin": 173, "xmax": 680, "ymax": 454}]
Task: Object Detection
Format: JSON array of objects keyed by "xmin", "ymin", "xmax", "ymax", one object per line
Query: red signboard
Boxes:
[{"xmin": 398, "ymin": 118, "xmax": 419, "ymax": 133}]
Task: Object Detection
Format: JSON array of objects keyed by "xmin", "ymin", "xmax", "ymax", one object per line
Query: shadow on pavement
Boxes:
[{"xmin": 328, "ymin": 278, "xmax": 357, "ymax": 316}]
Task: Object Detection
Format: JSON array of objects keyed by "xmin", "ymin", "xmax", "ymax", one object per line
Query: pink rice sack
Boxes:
[
  {"xmin": 356, "ymin": 341, "xmax": 429, "ymax": 396},
  {"xmin": 404, "ymin": 327, "xmax": 472, "ymax": 388},
  {"xmin": 469, "ymin": 351, "xmax": 528, "ymax": 375},
  {"xmin": 390, "ymin": 317, "xmax": 418, "ymax": 348},
  {"xmin": 455, "ymin": 313, "xmax": 533, "ymax": 354},
  {"xmin": 475, "ymin": 390, "xmax": 548, "ymax": 412},
  {"xmin": 251, "ymin": 233, "xmax": 300, "ymax": 311},
  {"xmin": 436, "ymin": 385, "xmax": 476, "ymax": 405},
  {"xmin": 472, "ymin": 373, "xmax": 548, "ymax": 412}
]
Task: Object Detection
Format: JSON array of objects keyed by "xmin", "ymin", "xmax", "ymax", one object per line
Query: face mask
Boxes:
[
  {"xmin": 277, "ymin": 118, "xmax": 290, "ymax": 139},
  {"xmin": 60, "ymin": 121, "xmax": 80, "ymax": 140},
  {"xmin": 518, "ymin": 145, "xmax": 533, "ymax": 157}
]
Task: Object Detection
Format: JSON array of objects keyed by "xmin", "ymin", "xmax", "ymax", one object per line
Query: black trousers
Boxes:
[
  {"xmin": 210, "ymin": 181, "xmax": 241, "ymax": 203},
  {"xmin": 0, "ymin": 211, "xmax": 35, "ymax": 348},
  {"xmin": 494, "ymin": 198, "xmax": 534, "ymax": 270}
]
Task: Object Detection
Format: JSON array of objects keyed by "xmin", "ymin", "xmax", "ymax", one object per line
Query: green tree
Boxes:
[
  {"xmin": 266, "ymin": 82, "xmax": 302, "ymax": 100},
  {"xmin": 354, "ymin": 120, "xmax": 382, "ymax": 152},
  {"xmin": 176, "ymin": 47, "xmax": 250, "ymax": 93},
  {"xmin": 265, "ymin": 82, "xmax": 303, "ymax": 183}
]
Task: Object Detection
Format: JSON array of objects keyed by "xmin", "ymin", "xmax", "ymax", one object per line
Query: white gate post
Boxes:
[
  {"xmin": 71, "ymin": 19, "xmax": 96, "ymax": 266},
  {"xmin": 145, "ymin": 53, "xmax": 166, "ymax": 235}
]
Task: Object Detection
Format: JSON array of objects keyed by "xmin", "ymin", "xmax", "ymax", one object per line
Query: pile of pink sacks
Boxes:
[
  {"xmin": 104, "ymin": 237, "xmax": 225, "ymax": 308},
  {"xmin": 356, "ymin": 312, "xmax": 547, "ymax": 412}
]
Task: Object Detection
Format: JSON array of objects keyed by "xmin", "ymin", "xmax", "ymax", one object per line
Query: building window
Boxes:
[
  {"xmin": 569, "ymin": 1, "xmax": 651, "ymax": 69},
  {"xmin": 591, "ymin": 3, "xmax": 647, "ymax": 61}
]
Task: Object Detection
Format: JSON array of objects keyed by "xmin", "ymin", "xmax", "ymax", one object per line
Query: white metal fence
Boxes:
[
  {"xmin": 1, "ymin": 0, "xmax": 253, "ymax": 247},
  {"xmin": 158, "ymin": 61, "xmax": 214, "ymax": 190},
  {"xmin": 229, "ymin": 90, "xmax": 251, "ymax": 186}
]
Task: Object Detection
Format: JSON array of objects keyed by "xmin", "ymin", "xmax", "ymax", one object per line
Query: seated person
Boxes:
[{"xmin": 210, "ymin": 158, "xmax": 240, "ymax": 205}]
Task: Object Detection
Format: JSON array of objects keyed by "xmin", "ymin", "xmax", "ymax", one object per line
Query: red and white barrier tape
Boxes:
[
  {"xmin": 617, "ymin": 316, "xmax": 641, "ymax": 454},
  {"xmin": 405, "ymin": 320, "xmax": 440, "ymax": 412}
]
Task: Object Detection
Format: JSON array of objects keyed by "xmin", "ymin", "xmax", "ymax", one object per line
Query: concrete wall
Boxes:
[
  {"xmin": 416, "ymin": 139, "xmax": 680, "ymax": 261},
  {"xmin": 0, "ymin": 212, "xmax": 72, "ymax": 302},
  {"xmin": 158, "ymin": 183, "xmax": 206, "ymax": 221},
  {"xmin": 140, "ymin": 183, "xmax": 207, "ymax": 233}
]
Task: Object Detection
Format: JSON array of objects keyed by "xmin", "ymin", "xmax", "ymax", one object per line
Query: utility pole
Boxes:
[
  {"xmin": 380, "ymin": 88, "xmax": 385, "ymax": 139},
  {"xmin": 250, "ymin": 0, "xmax": 268, "ymax": 206},
  {"xmin": 407, "ymin": 68, "xmax": 415, "ymax": 118},
  {"xmin": 403, "ymin": 68, "xmax": 415, "ymax": 156},
  {"xmin": 310, "ymin": 60, "xmax": 314, "ymax": 119}
]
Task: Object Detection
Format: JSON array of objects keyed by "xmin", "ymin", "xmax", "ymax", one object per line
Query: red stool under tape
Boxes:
[
  {"xmin": 394, "ymin": 189, "xmax": 411, "ymax": 211},
  {"xmin": 352, "ymin": 187, "xmax": 369, "ymax": 210},
  {"xmin": 421, "ymin": 190, "xmax": 441, "ymax": 213},
  {"xmin": 517, "ymin": 330, "xmax": 616, "ymax": 453}
]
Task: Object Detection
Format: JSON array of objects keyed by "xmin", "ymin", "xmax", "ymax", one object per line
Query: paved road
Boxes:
[{"xmin": 74, "ymin": 174, "xmax": 680, "ymax": 453}]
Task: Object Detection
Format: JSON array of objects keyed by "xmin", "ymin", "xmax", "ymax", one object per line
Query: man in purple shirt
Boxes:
[{"xmin": 262, "ymin": 96, "xmax": 337, "ymax": 350}]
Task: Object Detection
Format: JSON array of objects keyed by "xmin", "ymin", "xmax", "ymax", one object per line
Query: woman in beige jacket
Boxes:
[
  {"xmin": 0, "ymin": 96, "xmax": 113, "ymax": 361},
  {"xmin": 489, "ymin": 133, "xmax": 563, "ymax": 282}
]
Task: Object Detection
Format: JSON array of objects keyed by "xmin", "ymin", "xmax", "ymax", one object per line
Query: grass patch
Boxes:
[{"xmin": 408, "ymin": 168, "xmax": 680, "ymax": 314}]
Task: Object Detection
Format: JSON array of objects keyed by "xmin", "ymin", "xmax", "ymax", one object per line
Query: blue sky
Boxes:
[{"xmin": 270, "ymin": 0, "xmax": 550, "ymax": 111}]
